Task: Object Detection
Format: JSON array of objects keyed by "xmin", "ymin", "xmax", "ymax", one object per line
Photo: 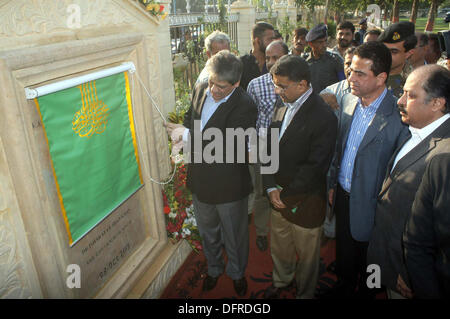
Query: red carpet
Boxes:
[{"xmin": 159, "ymin": 214, "xmax": 363, "ymax": 299}]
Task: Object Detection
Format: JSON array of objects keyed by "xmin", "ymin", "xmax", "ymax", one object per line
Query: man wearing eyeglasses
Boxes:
[
  {"xmin": 166, "ymin": 51, "xmax": 257, "ymax": 297},
  {"xmin": 262, "ymin": 55, "xmax": 338, "ymax": 299}
]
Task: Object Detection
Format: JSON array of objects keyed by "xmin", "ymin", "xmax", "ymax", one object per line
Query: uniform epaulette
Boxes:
[{"xmin": 327, "ymin": 51, "xmax": 341, "ymax": 62}]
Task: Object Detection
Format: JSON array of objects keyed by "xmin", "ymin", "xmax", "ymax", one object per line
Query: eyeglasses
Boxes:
[
  {"xmin": 208, "ymin": 79, "xmax": 233, "ymax": 92},
  {"xmin": 270, "ymin": 78, "xmax": 297, "ymax": 93}
]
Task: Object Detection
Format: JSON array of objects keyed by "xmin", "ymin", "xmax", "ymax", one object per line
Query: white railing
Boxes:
[
  {"xmin": 169, "ymin": 13, "xmax": 239, "ymax": 26},
  {"xmin": 255, "ymin": 11, "xmax": 269, "ymax": 20},
  {"xmin": 255, "ymin": 11, "xmax": 277, "ymax": 20}
]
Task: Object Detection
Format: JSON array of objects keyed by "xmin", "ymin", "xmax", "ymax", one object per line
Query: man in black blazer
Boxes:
[
  {"xmin": 367, "ymin": 64, "xmax": 450, "ymax": 299},
  {"xmin": 262, "ymin": 55, "xmax": 338, "ymax": 298},
  {"xmin": 166, "ymin": 50, "xmax": 257, "ymax": 296},
  {"xmin": 403, "ymin": 153, "xmax": 450, "ymax": 298}
]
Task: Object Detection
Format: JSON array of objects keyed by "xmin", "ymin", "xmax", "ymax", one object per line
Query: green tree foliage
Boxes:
[
  {"xmin": 425, "ymin": 0, "xmax": 444, "ymax": 31},
  {"xmin": 278, "ymin": 16, "xmax": 294, "ymax": 41}
]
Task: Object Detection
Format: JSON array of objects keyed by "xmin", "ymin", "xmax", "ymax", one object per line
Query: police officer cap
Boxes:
[
  {"xmin": 359, "ymin": 18, "xmax": 367, "ymax": 25},
  {"xmin": 305, "ymin": 24, "xmax": 328, "ymax": 42},
  {"xmin": 378, "ymin": 21, "xmax": 415, "ymax": 43}
]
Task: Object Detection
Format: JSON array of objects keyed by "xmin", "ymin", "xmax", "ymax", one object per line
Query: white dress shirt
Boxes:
[{"xmin": 391, "ymin": 113, "xmax": 450, "ymax": 173}]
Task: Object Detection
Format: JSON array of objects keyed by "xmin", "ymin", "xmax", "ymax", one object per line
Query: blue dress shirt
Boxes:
[{"xmin": 338, "ymin": 88, "xmax": 387, "ymax": 192}]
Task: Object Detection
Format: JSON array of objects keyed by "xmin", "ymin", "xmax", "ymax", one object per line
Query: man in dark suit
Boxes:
[
  {"xmin": 262, "ymin": 55, "xmax": 338, "ymax": 299},
  {"xmin": 166, "ymin": 50, "xmax": 257, "ymax": 296},
  {"xmin": 322, "ymin": 42, "xmax": 409, "ymax": 299},
  {"xmin": 403, "ymin": 153, "xmax": 450, "ymax": 299},
  {"xmin": 368, "ymin": 64, "xmax": 450, "ymax": 299}
]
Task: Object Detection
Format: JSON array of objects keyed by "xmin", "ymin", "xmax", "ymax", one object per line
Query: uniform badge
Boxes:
[{"xmin": 392, "ymin": 32, "xmax": 400, "ymax": 41}]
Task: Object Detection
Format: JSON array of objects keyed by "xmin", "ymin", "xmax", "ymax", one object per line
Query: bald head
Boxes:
[
  {"xmin": 416, "ymin": 64, "xmax": 450, "ymax": 111},
  {"xmin": 265, "ymin": 40, "xmax": 289, "ymax": 71},
  {"xmin": 409, "ymin": 64, "xmax": 450, "ymax": 90},
  {"xmin": 398, "ymin": 64, "xmax": 450, "ymax": 128}
]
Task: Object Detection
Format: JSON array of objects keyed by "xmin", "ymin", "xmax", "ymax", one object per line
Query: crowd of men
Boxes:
[{"xmin": 166, "ymin": 19, "xmax": 450, "ymax": 299}]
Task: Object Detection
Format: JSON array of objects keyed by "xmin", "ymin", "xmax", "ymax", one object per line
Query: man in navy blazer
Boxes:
[{"xmin": 322, "ymin": 42, "xmax": 409, "ymax": 298}]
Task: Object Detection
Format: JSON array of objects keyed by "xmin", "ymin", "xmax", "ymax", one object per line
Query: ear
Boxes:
[
  {"xmin": 253, "ymin": 37, "xmax": 260, "ymax": 49},
  {"xmin": 377, "ymin": 72, "xmax": 388, "ymax": 86},
  {"xmin": 431, "ymin": 97, "xmax": 446, "ymax": 113},
  {"xmin": 206, "ymin": 51, "xmax": 212, "ymax": 59},
  {"xmin": 298, "ymin": 79, "xmax": 309, "ymax": 91},
  {"xmin": 405, "ymin": 48, "xmax": 415, "ymax": 60}
]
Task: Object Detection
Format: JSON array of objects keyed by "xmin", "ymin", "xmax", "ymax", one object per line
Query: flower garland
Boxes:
[
  {"xmin": 138, "ymin": 0, "xmax": 168, "ymax": 20},
  {"xmin": 162, "ymin": 163, "xmax": 202, "ymax": 252}
]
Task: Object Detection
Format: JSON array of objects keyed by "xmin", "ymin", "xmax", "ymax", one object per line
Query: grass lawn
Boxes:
[{"xmin": 400, "ymin": 17, "xmax": 449, "ymax": 32}]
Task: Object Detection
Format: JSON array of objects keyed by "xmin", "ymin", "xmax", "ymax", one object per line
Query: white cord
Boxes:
[
  {"xmin": 134, "ymin": 72, "xmax": 167, "ymax": 125},
  {"xmin": 130, "ymin": 71, "xmax": 178, "ymax": 185}
]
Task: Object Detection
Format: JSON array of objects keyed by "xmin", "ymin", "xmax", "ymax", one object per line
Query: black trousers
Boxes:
[{"xmin": 335, "ymin": 184, "xmax": 371, "ymax": 296}]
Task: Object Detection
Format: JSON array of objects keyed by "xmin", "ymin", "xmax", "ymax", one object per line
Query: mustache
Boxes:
[{"xmin": 398, "ymin": 104, "xmax": 407, "ymax": 114}]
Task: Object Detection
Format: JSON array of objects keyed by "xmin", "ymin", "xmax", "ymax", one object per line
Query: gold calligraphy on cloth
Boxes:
[{"xmin": 72, "ymin": 81, "xmax": 109, "ymax": 138}]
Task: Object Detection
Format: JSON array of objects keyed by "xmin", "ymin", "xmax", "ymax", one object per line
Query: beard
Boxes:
[
  {"xmin": 258, "ymin": 39, "xmax": 266, "ymax": 54},
  {"xmin": 338, "ymin": 39, "xmax": 351, "ymax": 48},
  {"xmin": 294, "ymin": 43, "xmax": 304, "ymax": 52}
]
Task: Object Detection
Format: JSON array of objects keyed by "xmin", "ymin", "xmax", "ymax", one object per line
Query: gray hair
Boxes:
[
  {"xmin": 205, "ymin": 31, "xmax": 231, "ymax": 53},
  {"xmin": 206, "ymin": 50, "xmax": 242, "ymax": 85}
]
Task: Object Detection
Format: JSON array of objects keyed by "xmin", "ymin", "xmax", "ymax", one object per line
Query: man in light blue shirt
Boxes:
[
  {"xmin": 320, "ymin": 46, "xmax": 356, "ymax": 115},
  {"xmin": 321, "ymin": 42, "xmax": 409, "ymax": 299},
  {"xmin": 320, "ymin": 47, "xmax": 356, "ymax": 239}
]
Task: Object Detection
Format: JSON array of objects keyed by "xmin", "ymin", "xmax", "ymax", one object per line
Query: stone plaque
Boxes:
[{"xmin": 67, "ymin": 190, "xmax": 146, "ymax": 298}]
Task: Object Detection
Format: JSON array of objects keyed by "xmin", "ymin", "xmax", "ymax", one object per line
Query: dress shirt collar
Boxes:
[
  {"xmin": 409, "ymin": 113, "xmax": 450, "ymax": 141},
  {"xmin": 285, "ymin": 86, "xmax": 313, "ymax": 110},
  {"xmin": 206, "ymin": 87, "xmax": 236, "ymax": 104},
  {"xmin": 357, "ymin": 88, "xmax": 387, "ymax": 110}
]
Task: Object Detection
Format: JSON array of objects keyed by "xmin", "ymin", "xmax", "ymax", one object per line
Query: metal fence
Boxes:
[{"xmin": 169, "ymin": 14, "xmax": 239, "ymax": 92}]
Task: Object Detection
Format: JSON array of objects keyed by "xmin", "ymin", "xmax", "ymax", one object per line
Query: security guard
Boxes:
[
  {"xmin": 355, "ymin": 18, "xmax": 367, "ymax": 44},
  {"xmin": 303, "ymin": 24, "xmax": 345, "ymax": 93},
  {"xmin": 378, "ymin": 21, "xmax": 417, "ymax": 98}
]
